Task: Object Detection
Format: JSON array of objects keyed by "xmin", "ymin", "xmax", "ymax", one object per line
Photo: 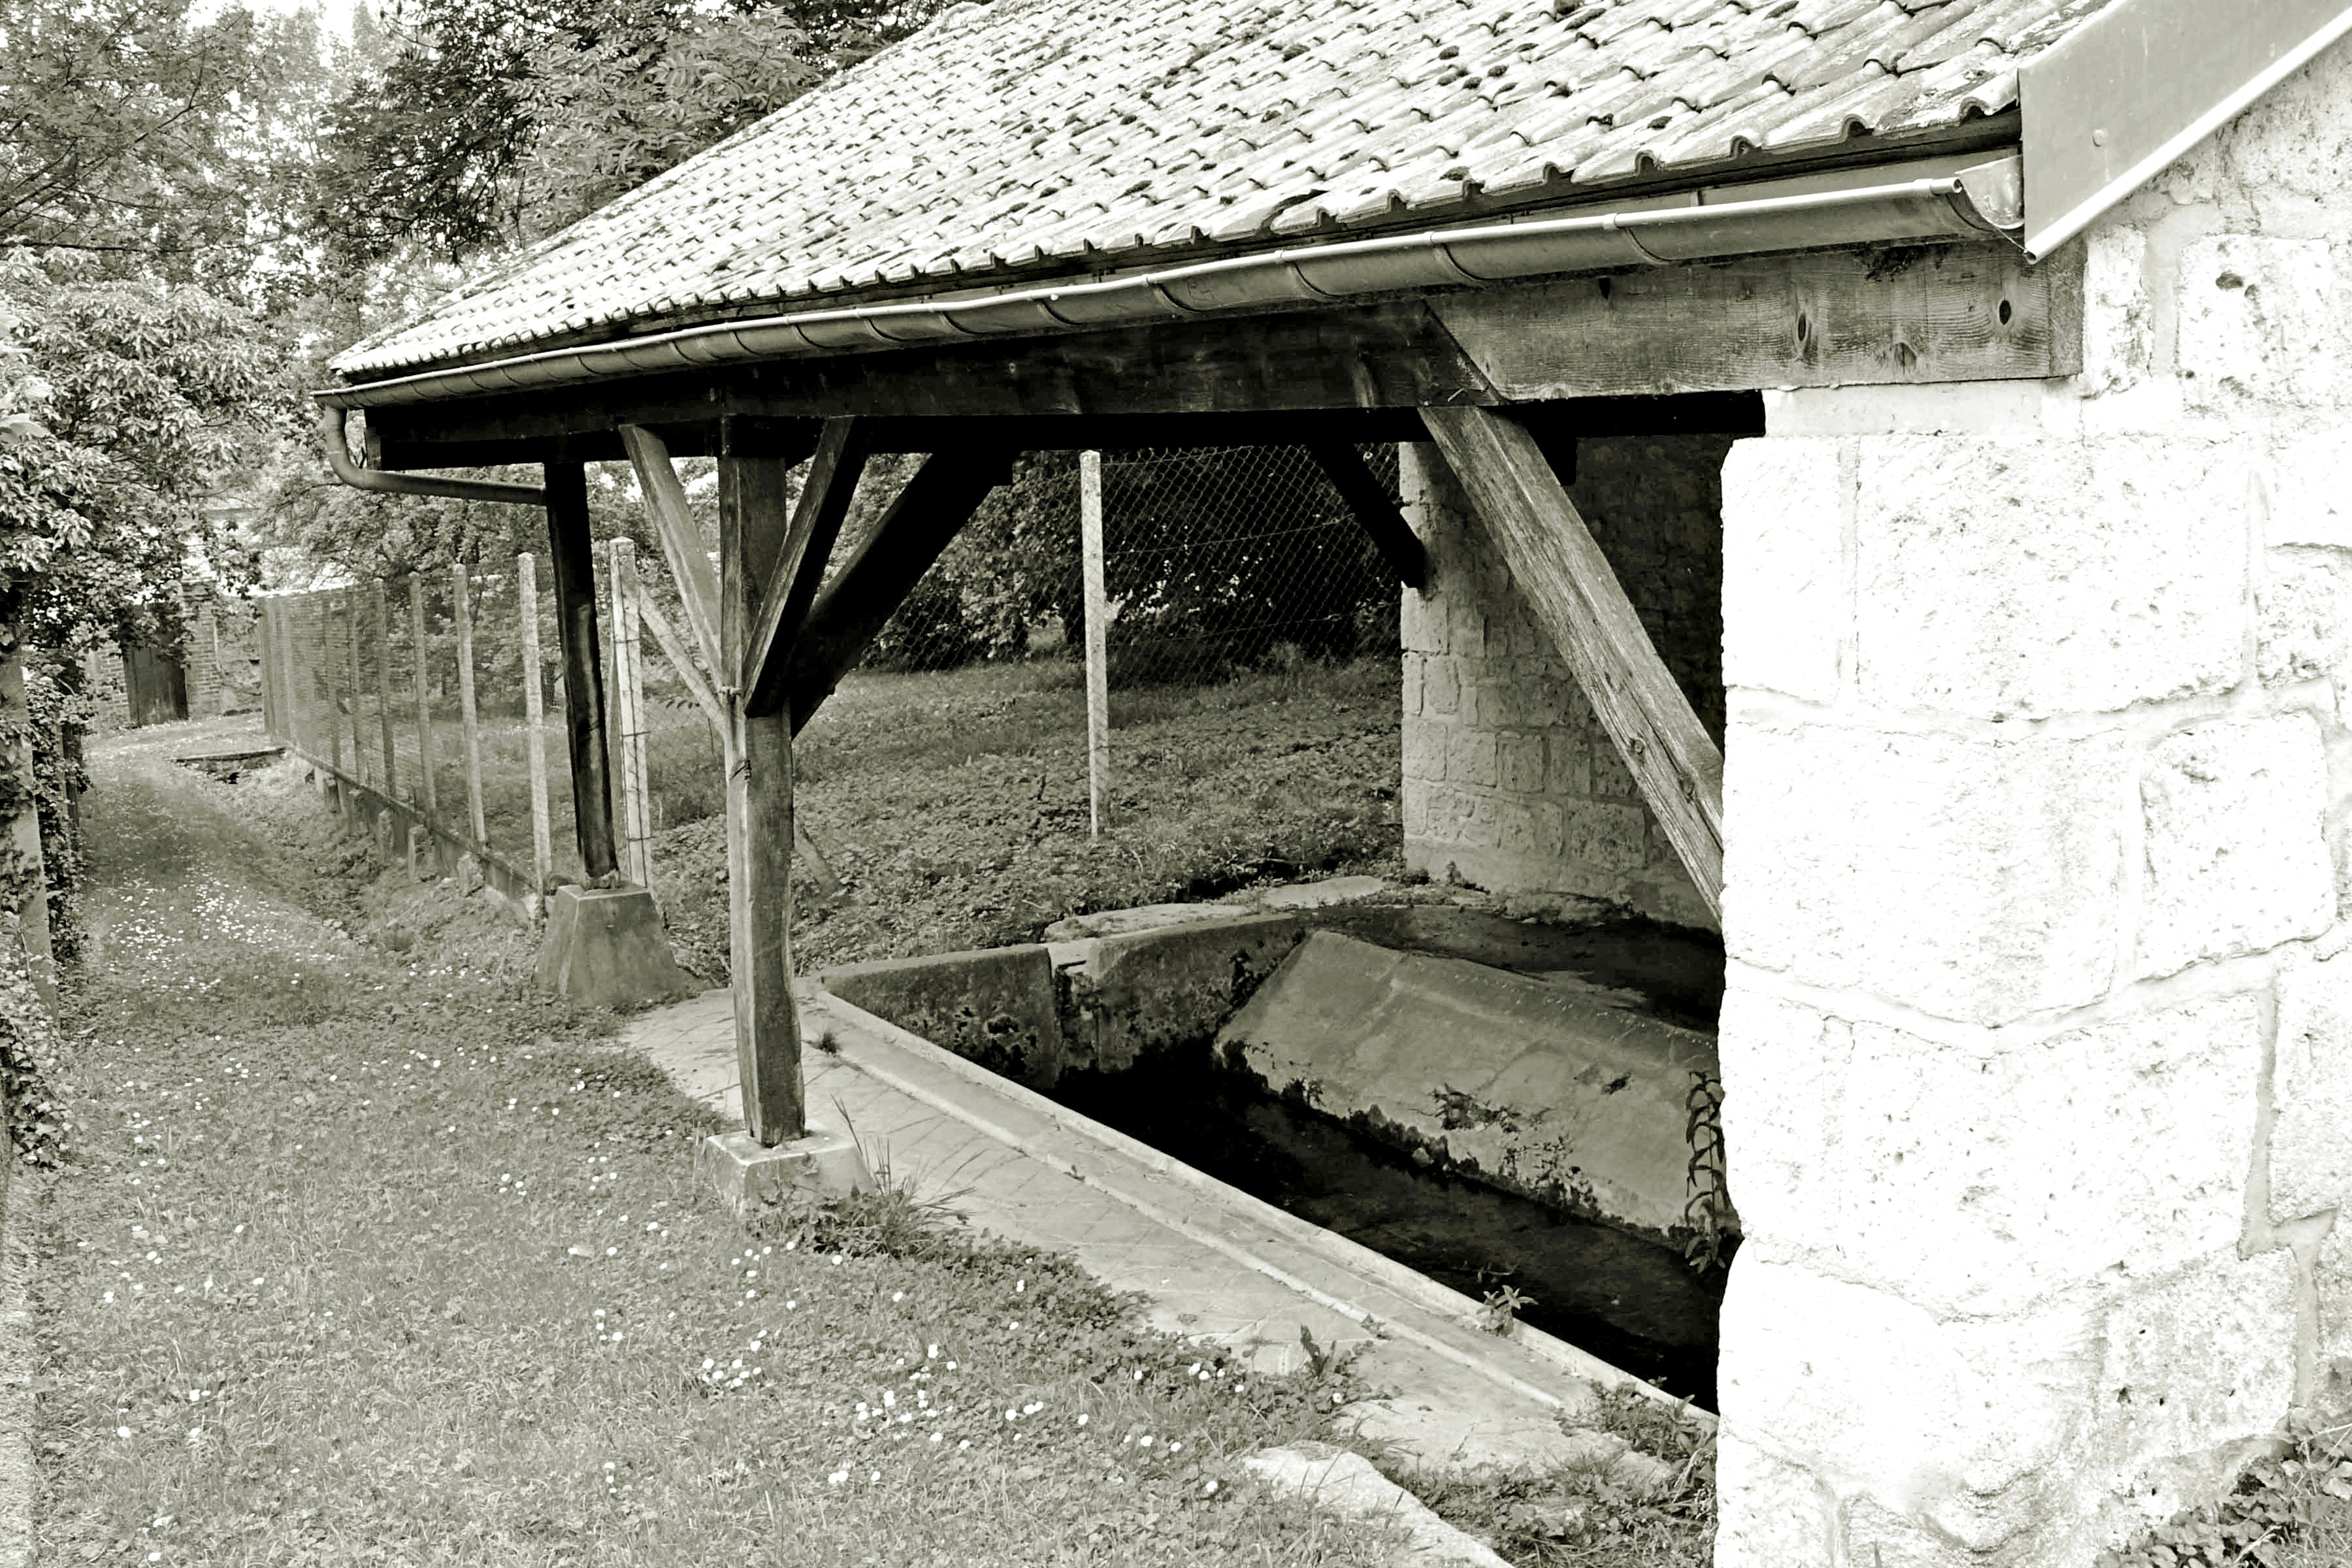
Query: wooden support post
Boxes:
[
  {"xmin": 372, "ymin": 579, "xmax": 398, "ymax": 800},
  {"xmin": 518, "ymin": 553, "xmax": 555, "ymax": 896},
  {"xmin": 452, "ymin": 563, "xmax": 488, "ymax": 845},
  {"xmin": 1080, "ymin": 449, "xmax": 1111, "ymax": 839},
  {"xmin": 1418, "ymin": 406, "xmax": 1723, "ymax": 915},
  {"xmin": 608, "ymin": 538, "xmax": 653, "ymax": 889},
  {"xmin": 1307, "ymin": 441, "xmax": 1428, "ymax": 589},
  {"xmin": 720, "ymin": 416, "xmax": 809, "ymax": 1145},
  {"xmin": 542, "ymin": 455, "xmax": 618, "ymax": 882},
  {"xmin": 408, "ymin": 577, "xmax": 438, "ymax": 823},
  {"xmin": 784, "ymin": 447, "xmax": 1014, "ymax": 734}
]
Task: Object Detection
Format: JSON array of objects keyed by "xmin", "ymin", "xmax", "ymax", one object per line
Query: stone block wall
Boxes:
[
  {"xmin": 1715, "ymin": 35, "xmax": 2352, "ymax": 1566},
  {"xmin": 1400, "ymin": 434, "xmax": 1728, "ymax": 929}
]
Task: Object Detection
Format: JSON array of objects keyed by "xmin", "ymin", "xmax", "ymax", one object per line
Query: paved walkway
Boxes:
[{"xmin": 623, "ymin": 985, "xmax": 1690, "ymax": 1480}]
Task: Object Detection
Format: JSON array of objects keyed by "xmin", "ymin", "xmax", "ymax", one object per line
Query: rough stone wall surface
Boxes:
[
  {"xmin": 186, "ymin": 598, "xmax": 262, "ymax": 718},
  {"xmin": 80, "ymin": 649, "xmax": 127, "ymax": 734},
  {"xmin": 1399, "ymin": 434, "xmax": 1727, "ymax": 929},
  {"xmin": 1716, "ymin": 35, "xmax": 2352, "ymax": 1567}
]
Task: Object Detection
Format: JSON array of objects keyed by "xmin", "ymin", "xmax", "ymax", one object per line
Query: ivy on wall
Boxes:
[
  {"xmin": 28, "ymin": 657, "xmax": 90, "ymax": 960},
  {"xmin": 0, "ymin": 917, "xmax": 67, "ymax": 1168}
]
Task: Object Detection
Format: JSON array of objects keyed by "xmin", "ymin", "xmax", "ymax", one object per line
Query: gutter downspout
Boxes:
[
  {"xmin": 318, "ymin": 155, "xmax": 2027, "ymax": 414},
  {"xmin": 319, "ymin": 406, "xmax": 546, "ymax": 504}
]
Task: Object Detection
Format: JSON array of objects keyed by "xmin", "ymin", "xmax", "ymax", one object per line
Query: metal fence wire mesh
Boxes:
[
  {"xmin": 259, "ymin": 443, "xmax": 1401, "ymax": 898},
  {"xmin": 1098, "ymin": 444, "xmax": 1401, "ymax": 691},
  {"xmin": 265, "ymin": 566, "xmax": 551, "ymax": 891},
  {"xmin": 855, "ymin": 443, "xmax": 1401, "ymax": 699}
]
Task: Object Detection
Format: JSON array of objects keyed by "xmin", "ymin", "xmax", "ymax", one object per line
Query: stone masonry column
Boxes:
[
  {"xmin": 1399, "ymin": 442, "xmax": 1714, "ymax": 927},
  {"xmin": 1712, "ymin": 41, "xmax": 2352, "ymax": 1552}
]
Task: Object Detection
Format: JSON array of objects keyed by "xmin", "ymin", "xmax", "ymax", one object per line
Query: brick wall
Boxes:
[
  {"xmin": 1399, "ymin": 434, "xmax": 1726, "ymax": 929},
  {"xmin": 186, "ymin": 597, "xmax": 262, "ymax": 718},
  {"xmin": 1714, "ymin": 34, "xmax": 2352, "ymax": 1565},
  {"xmin": 82, "ymin": 647, "xmax": 129, "ymax": 733}
]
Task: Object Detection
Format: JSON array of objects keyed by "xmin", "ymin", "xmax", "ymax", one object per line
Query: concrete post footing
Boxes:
[
  {"xmin": 535, "ymin": 885, "xmax": 693, "ymax": 1009},
  {"xmin": 696, "ymin": 1124, "xmax": 871, "ymax": 1220}
]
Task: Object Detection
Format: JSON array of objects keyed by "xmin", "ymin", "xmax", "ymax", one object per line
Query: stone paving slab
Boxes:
[{"xmin": 620, "ymin": 985, "xmax": 1697, "ymax": 1479}]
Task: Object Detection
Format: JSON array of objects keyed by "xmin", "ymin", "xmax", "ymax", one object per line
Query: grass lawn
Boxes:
[
  {"xmin": 653, "ymin": 655, "xmax": 1407, "ymax": 977},
  {"xmin": 30, "ymin": 733, "xmax": 1416, "ymax": 1566},
  {"xmin": 25, "ymin": 671, "xmax": 1730, "ymax": 1567}
]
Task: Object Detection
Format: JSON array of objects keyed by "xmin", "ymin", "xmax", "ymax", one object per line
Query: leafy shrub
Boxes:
[
  {"xmin": 0, "ymin": 928, "xmax": 67, "ymax": 1166},
  {"xmin": 2099, "ymin": 1411, "xmax": 2352, "ymax": 1567}
]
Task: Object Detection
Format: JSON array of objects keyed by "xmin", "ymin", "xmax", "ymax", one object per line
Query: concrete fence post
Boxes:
[
  {"xmin": 408, "ymin": 576, "xmax": 438, "ymax": 825},
  {"xmin": 607, "ymin": 538, "xmax": 653, "ymax": 889},
  {"xmin": 371, "ymin": 578, "xmax": 397, "ymax": 801},
  {"xmin": 1080, "ymin": 449, "xmax": 1111, "ymax": 838},
  {"xmin": 452, "ymin": 563, "xmax": 487, "ymax": 847}
]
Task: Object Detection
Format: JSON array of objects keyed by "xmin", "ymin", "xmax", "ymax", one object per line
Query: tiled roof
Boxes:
[{"xmin": 336, "ymin": 0, "xmax": 2116, "ymax": 379}]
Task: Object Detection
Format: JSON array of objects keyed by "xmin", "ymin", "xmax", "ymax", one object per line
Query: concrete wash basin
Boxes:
[
  {"xmin": 1220, "ymin": 930, "xmax": 1726, "ymax": 1241},
  {"xmin": 819, "ymin": 898, "xmax": 1729, "ymax": 1250}
]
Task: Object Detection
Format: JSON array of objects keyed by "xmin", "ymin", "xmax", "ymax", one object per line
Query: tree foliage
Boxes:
[
  {"xmin": 312, "ymin": 0, "xmax": 963, "ymax": 263},
  {"xmin": 0, "ymin": 0, "xmax": 340, "ymax": 294},
  {"xmin": 0, "ymin": 262, "xmax": 287, "ymax": 650}
]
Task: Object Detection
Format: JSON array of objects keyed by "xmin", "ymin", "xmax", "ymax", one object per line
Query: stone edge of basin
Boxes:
[{"xmin": 798, "ymin": 977, "xmax": 1705, "ymax": 1425}]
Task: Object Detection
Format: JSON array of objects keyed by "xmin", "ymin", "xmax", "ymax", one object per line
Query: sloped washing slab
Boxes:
[{"xmin": 1220, "ymin": 930, "xmax": 1731, "ymax": 1242}]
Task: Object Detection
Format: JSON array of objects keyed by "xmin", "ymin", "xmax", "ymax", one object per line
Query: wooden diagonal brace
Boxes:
[
  {"xmin": 618, "ymin": 423, "xmax": 724, "ymax": 677},
  {"xmin": 632, "ymin": 584, "xmax": 725, "ymax": 729},
  {"xmin": 743, "ymin": 416, "xmax": 866, "ymax": 716},
  {"xmin": 1419, "ymin": 406, "xmax": 1723, "ymax": 915},
  {"xmin": 787, "ymin": 447, "xmax": 1015, "ymax": 736},
  {"xmin": 1306, "ymin": 441, "xmax": 1427, "ymax": 590}
]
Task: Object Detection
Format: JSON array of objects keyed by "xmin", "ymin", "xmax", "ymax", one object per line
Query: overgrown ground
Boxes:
[
  {"xmin": 650, "ymin": 655, "xmax": 1404, "ymax": 975},
  {"xmin": 28, "ymin": 718, "xmax": 1719, "ymax": 1567},
  {"xmin": 442, "ymin": 655, "xmax": 1403, "ymax": 968},
  {"xmin": 29, "ymin": 728, "xmax": 1417, "ymax": 1566}
]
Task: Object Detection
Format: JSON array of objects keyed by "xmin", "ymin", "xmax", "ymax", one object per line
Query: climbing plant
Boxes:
[
  {"xmin": 2098, "ymin": 1410, "xmax": 2352, "ymax": 1567},
  {"xmin": 1681, "ymin": 1070, "xmax": 1729, "ymax": 1274},
  {"xmin": 0, "ymin": 928, "xmax": 67, "ymax": 1168}
]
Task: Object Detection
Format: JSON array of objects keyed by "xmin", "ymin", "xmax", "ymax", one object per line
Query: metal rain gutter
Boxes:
[
  {"xmin": 318, "ymin": 406, "xmax": 546, "ymax": 505},
  {"xmin": 316, "ymin": 154, "xmax": 2024, "ymax": 414},
  {"xmin": 2018, "ymin": 0, "xmax": 2352, "ymax": 263}
]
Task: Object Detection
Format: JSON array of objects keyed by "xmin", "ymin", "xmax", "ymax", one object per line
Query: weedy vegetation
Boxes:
[{"xmin": 28, "ymin": 724, "xmax": 1414, "ymax": 1565}]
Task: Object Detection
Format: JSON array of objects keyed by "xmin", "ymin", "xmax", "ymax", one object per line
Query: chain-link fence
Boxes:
[
  {"xmin": 261, "ymin": 443, "xmax": 1402, "ymax": 913},
  {"xmin": 257, "ymin": 541, "xmax": 721, "ymax": 906},
  {"xmin": 1096, "ymin": 444, "xmax": 1401, "ymax": 687},
  {"xmin": 845, "ymin": 444, "xmax": 1397, "ymax": 691}
]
